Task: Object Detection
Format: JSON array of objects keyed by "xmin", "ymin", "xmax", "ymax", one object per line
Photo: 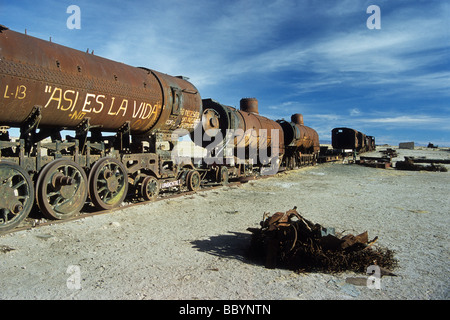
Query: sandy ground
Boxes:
[{"xmin": 0, "ymin": 146, "xmax": 449, "ymax": 300}]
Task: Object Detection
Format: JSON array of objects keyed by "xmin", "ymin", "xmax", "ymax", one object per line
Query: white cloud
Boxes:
[
  {"xmin": 350, "ymin": 108, "xmax": 361, "ymax": 116},
  {"xmin": 360, "ymin": 115, "xmax": 450, "ymax": 128},
  {"xmin": 81, "ymin": 0, "xmax": 448, "ymax": 102}
]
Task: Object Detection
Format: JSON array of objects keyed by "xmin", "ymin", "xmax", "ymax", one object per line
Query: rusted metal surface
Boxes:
[
  {"xmin": 277, "ymin": 114, "xmax": 320, "ymax": 153},
  {"xmin": 199, "ymin": 98, "xmax": 285, "ymax": 153},
  {"xmin": 239, "ymin": 97, "xmax": 259, "ymax": 114},
  {"xmin": 0, "ymin": 161, "xmax": 34, "ymax": 232},
  {"xmin": 276, "ymin": 114, "xmax": 320, "ymax": 169},
  {"xmin": 0, "ymin": 25, "xmax": 336, "ymax": 234},
  {"xmin": 0, "ymin": 25, "xmax": 204, "ymax": 231},
  {"xmin": 35, "ymin": 159, "xmax": 88, "ymax": 219},
  {"xmin": 357, "ymin": 131, "xmax": 367, "ymax": 152},
  {"xmin": 0, "ymin": 26, "xmax": 201, "ymax": 135},
  {"xmin": 358, "ymin": 156, "xmax": 392, "ymax": 169},
  {"xmin": 395, "ymin": 157, "xmax": 447, "ymax": 172},
  {"xmin": 247, "ymin": 208, "xmax": 397, "ymax": 273},
  {"xmin": 88, "ymin": 158, "xmax": 129, "ymax": 210}
]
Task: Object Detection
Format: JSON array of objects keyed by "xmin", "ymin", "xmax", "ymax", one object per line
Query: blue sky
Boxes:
[{"xmin": 1, "ymin": 0, "xmax": 449, "ymax": 146}]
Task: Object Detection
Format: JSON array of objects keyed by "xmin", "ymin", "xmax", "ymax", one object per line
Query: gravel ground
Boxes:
[{"xmin": 0, "ymin": 147, "xmax": 449, "ymax": 300}]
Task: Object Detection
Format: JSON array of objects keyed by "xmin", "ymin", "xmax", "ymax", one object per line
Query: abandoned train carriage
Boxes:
[
  {"xmin": 193, "ymin": 98, "xmax": 320, "ymax": 177},
  {"xmin": 0, "ymin": 25, "xmax": 322, "ymax": 233},
  {"xmin": 0, "ymin": 25, "xmax": 203, "ymax": 232},
  {"xmin": 331, "ymin": 127, "xmax": 375, "ymax": 153}
]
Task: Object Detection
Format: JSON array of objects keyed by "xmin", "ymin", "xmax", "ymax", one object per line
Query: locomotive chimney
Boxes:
[
  {"xmin": 291, "ymin": 114, "xmax": 304, "ymax": 126},
  {"xmin": 240, "ymin": 98, "xmax": 259, "ymax": 114}
]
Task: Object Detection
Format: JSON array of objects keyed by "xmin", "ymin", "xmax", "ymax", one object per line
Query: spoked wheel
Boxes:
[
  {"xmin": 88, "ymin": 158, "xmax": 128, "ymax": 210},
  {"xmin": 36, "ymin": 159, "xmax": 88, "ymax": 220},
  {"xmin": 0, "ymin": 162, "xmax": 34, "ymax": 232},
  {"xmin": 186, "ymin": 170, "xmax": 201, "ymax": 191},
  {"xmin": 140, "ymin": 176, "xmax": 159, "ymax": 201}
]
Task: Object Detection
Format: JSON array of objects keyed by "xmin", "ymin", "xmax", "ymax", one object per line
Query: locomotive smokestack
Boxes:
[
  {"xmin": 240, "ymin": 98, "xmax": 259, "ymax": 114},
  {"xmin": 291, "ymin": 114, "xmax": 304, "ymax": 126}
]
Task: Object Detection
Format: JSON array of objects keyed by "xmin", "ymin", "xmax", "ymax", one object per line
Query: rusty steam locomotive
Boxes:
[{"xmin": 0, "ymin": 25, "xmax": 319, "ymax": 232}]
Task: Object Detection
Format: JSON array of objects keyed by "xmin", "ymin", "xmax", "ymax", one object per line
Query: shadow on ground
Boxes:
[{"xmin": 190, "ymin": 231, "xmax": 261, "ymax": 265}]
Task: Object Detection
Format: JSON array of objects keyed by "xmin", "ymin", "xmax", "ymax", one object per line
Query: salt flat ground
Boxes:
[{"xmin": 1, "ymin": 147, "xmax": 449, "ymax": 300}]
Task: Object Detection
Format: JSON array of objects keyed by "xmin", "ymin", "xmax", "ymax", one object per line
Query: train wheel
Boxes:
[
  {"xmin": 140, "ymin": 176, "xmax": 159, "ymax": 201},
  {"xmin": 0, "ymin": 162, "xmax": 34, "ymax": 232},
  {"xmin": 88, "ymin": 158, "xmax": 128, "ymax": 210},
  {"xmin": 186, "ymin": 170, "xmax": 201, "ymax": 191},
  {"xmin": 287, "ymin": 157, "xmax": 294, "ymax": 170},
  {"xmin": 36, "ymin": 159, "xmax": 87, "ymax": 220},
  {"xmin": 216, "ymin": 166, "xmax": 229, "ymax": 185}
]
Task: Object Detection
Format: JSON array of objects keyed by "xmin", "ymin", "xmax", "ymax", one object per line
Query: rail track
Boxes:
[{"xmin": 2, "ymin": 182, "xmax": 233, "ymax": 236}]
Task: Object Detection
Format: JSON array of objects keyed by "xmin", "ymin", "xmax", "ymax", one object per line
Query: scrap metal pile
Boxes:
[
  {"xmin": 396, "ymin": 157, "xmax": 448, "ymax": 172},
  {"xmin": 247, "ymin": 208, "xmax": 397, "ymax": 273}
]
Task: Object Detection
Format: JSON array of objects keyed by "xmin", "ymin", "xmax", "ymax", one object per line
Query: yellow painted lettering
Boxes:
[
  {"xmin": 61, "ymin": 90, "xmax": 75, "ymax": 111},
  {"xmin": 149, "ymin": 104, "xmax": 160, "ymax": 121},
  {"xmin": 107, "ymin": 97, "xmax": 116, "ymax": 115},
  {"xmin": 133, "ymin": 119, "xmax": 143, "ymax": 129},
  {"xmin": 141, "ymin": 103, "xmax": 153, "ymax": 119},
  {"xmin": 132, "ymin": 101, "xmax": 144, "ymax": 118},
  {"xmin": 71, "ymin": 91, "xmax": 79, "ymax": 112},
  {"xmin": 82, "ymin": 93, "xmax": 96, "ymax": 112},
  {"xmin": 93, "ymin": 95, "xmax": 105, "ymax": 113},
  {"xmin": 16, "ymin": 85, "xmax": 26, "ymax": 99},
  {"xmin": 138, "ymin": 103, "xmax": 147, "ymax": 118},
  {"xmin": 69, "ymin": 110, "xmax": 86, "ymax": 120},
  {"xmin": 44, "ymin": 87, "xmax": 62, "ymax": 109},
  {"xmin": 117, "ymin": 99, "xmax": 128, "ymax": 116},
  {"xmin": 3, "ymin": 85, "xmax": 10, "ymax": 98}
]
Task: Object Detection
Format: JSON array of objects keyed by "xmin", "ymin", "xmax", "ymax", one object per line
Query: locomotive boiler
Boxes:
[
  {"xmin": 0, "ymin": 25, "xmax": 202, "ymax": 231},
  {"xmin": 192, "ymin": 98, "xmax": 285, "ymax": 179},
  {"xmin": 0, "ymin": 26, "xmax": 201, "ymax": 135},
  {"xmin": 277, "ymin": 114, "xmax": 320, "ymax": 169}
]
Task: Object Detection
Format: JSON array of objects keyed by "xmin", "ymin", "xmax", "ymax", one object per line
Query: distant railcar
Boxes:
[
  {"xmin": 331, "ymin": 127, "xmax": 375, "ymax": 153},
  {"xmin": 331, "ymin": 127, "xmax": 359, "ymax": 150}
]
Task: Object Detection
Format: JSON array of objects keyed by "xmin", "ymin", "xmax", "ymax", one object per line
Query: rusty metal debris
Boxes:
[
  {"xmin": 247, "ymin": 208, "xmax": 397, "ymax": 273},
  {"xmin": 396, "ymin": 157, "xmax": 448, "ymax": 172},
  {"xmin": 382, "ymin": 148, "xmax": 398, "ymax": 158},
  {"xmin": 357, "ymin": 148, "xmax": 397, "ymax": 169},
  {"xmin": 358, "ymin": 156, "xmax": 391, "ymax": 169}
]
